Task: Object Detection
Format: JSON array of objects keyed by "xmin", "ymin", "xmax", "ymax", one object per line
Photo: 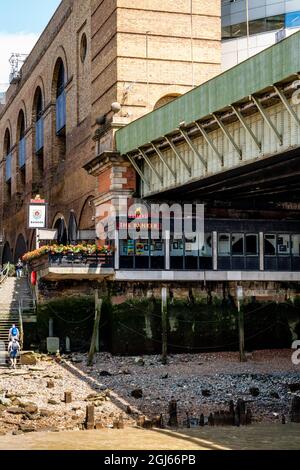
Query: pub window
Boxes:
[
  {"xmin": 232, "ymin": 233, "xmax": 244, "ymax": 256},
  {"xmin": 218, "ymin": 234, "xmax": 230, "ymax": 256},
  {"xmin": 245, "ymin": 234, "xmax": 258, "ymax": 256},
  {"xmin": 277, "ymin": 234, "xmax": 290, "ymax": 255},
  {"xmin": 185, "ymin": 235, "xmax": 198, "ymax": 257},
  {"xmin": 264, "ymin": 234, "xmax": 276, "ymax": 256},
  {"xmin": 200, "ymin": 233, "xmax": 212, "ymax": 257},
  {"xmin": 292, "ymin": 235, "xmax": 300, "ymax": 256}
]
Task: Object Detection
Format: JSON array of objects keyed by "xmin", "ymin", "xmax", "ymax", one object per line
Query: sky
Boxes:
[{"xmin": 0, "ymin": 0, "xmax": 61, "ymax": 92}]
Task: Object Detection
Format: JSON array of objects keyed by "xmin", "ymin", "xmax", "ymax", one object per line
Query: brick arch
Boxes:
[
  {"xmin": 2, "ymin": 241, "xmax": 13, "ymax": 265},
  {"xmin": 29, "ymin": 231, "xmax": 36, "ymax": 252},
  {"xmin": 79, "ymin": 196, "xmax": 95, "ymax": 230},
  {"xmin": 51, "ymin": 47, "xmax": 69, "ymax": 100},
  {"xmin": 14, "ymin": 233, "xmax": 27, "ymax": 263},
  {"xmin": 52, "ymin": 212, "xmax": 68, "ymax": 245},
  {"xmin": 3, "ymin": 121, "xmax": 12, "ymax": 155},
  {"xmin": 16, "ymin": 107, "xmax": 26, "ymax": 142},
  {"xmin": 153, "ymin": 93, "xmax": 182, "ymax": 111},
  {"xmin": 32, "ymin": 77, "xmax": 46, "ymax": 120}
]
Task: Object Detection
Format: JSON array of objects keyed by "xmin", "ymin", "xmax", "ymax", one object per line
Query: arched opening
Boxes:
[
  {"xmin": 17, "ymin": 110, "xmax": 26, "ymax": 195},
  {"xmin": 79, "ymin": 197, "xmax": 95, "ymax": 230},
  {"xmin": 53, "ymin": 217, "xmax": 68, "ymax": 245},
  {"xmin": 153, "ymin": 94, "xmax": 181, "ymax": 110},
  {"xmin": 3, "ymin": 128, "xmax": 12, "ymax": 201},
  {"xmin": 14, "ymin": 234, "xmax": 27, "ymax": 263},
  {"xmin": 2, "ymin": 242, "xmax": 12, "ymax": 266},
  {"xmin": 32, "ymin": 86, "xmax": 44, "ymax": 188},
  {"xmin": 52, "ymin": 58, "xmax": 66, "ymax": 163},
  {"xmin": 78, "ymin": 197, "xmax": 96, "ymax": 242},
  {"xmin": 68, "ymin": 211, "xmax": 78, "ymax": 244}
]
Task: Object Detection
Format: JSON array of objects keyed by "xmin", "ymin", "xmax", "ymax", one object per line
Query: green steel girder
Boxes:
[{"xmin": 116, "ymin": 31, "xmax": 300, "ymax": 156}]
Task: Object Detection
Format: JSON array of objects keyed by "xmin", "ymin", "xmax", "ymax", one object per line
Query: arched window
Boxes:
[
  {"xmin": 33, "ymin": 87, "xmax": 44, "ymax": 154},
  {"xmin": 17, "ymin": 110, "xmax": 26, "ymax": 169},
  {"xmin": 53, "ymin": 59, "xmax": 66, "ymax": 134},
  {"xmin": 4, "ymin": 128, "xmax": 12, "ymax": 183}
]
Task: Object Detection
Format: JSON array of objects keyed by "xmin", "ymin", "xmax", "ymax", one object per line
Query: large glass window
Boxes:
[
  {"xmin": 264, "ymin": 234, "xmax": 276, "ymax": 256},
  {"xmin": 218, "ymin": 234, "xmax": 230, "ymax": 256},
  {"xmin": 245, "ymin": 234, "xmax": 258, "ymax": 256},
  {"xmin": 277, "ymin": 234, "xmax": 290, "ymax": 255},
  {"xmin": 266, "ymin": 14, "xmax": 284, "ymax": 31},
  {"xmin": 200, "ymin": 233, "xmax": 212, "ymax": 257},
  {"xmin": 232, "ymin": 233, "xmax": 244, "ymax": 256},
  {"xmin": 249, "ymin": 18, "xmax": 267, "ymax": 35},
  {"xmin": 292, "ymin": 235, "xmax": 300, "ymax": 256}
]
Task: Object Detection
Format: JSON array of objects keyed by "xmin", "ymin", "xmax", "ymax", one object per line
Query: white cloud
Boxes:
[{"xmin": 0, "ymin": 32, "xmax": 39, "ymax": 93}]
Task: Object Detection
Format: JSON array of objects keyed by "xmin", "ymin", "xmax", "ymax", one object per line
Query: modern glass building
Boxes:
[{"xmin": 222, "ymin": 0, "xmax": 300, "ymax": 70}]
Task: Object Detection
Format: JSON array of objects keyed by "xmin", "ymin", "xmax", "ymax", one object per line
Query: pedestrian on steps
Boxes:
[
  {"xmin": 8, "ymin": 324, "xmax": 20, "ymax": 342},
  {"xmin": 15, "ymin": 258, "xmax": 24, "ymax": 278},
  {"xmin": 8, "ymin": 338, "xmax": 20, "ymax": 369}
]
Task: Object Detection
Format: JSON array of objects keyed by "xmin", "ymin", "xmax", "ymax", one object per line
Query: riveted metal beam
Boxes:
[
  {"xmin": 251, "ymin": 95, "xmax": 283, "ymax": 145},
  {"xmin": 126, "ymin": 154, "xmax": 150, "ymax": 189},
  {"xmin": 151, "ymin": 142, "xmax": 177, "ymax": 180},
  {"xmin": 231, "ymin": 105, "xmax": 262, "ymax": 152},
  {"xmin": 273, "ymin": 85, "xmax": 300, "ymax": 128},
  {"xmin": 212, "ymin": 113, "xmax": 243, "ymax": 159},
  {"xmin": 179, "ymin": 128, "xmax": 207, "ymax": 169},
  {"xmin": 164, "ymin": 136, "xmax": 192, "ymax": 176},
  {"xmin": 194, "ymin": 122, "xmax": 224, "ymax": 165},
  {"xmin": 138, "ymin": 147, "xmax": 163, "ymax": 184}
]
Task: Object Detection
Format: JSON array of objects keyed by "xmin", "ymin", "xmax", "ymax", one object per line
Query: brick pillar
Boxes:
[{"xmin": 84, "ymin": 119, "xmax": 136, "ymax": 242}]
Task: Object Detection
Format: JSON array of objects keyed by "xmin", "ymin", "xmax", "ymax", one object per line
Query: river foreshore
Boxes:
[{"xmin": 0, "ymin": 350, "xmax": 299, "ymax": 437}]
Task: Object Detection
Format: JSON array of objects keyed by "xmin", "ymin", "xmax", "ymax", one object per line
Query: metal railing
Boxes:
[
  {"xmin": 0, "ymin": 263, "xmax": 10, "ymax": 285},
  {"xmin": 18, "ymin": 299, "xmax": 24, "ymax": 350},
  {"xmin": 49, "ymin": 252, "xmax": 114, "ymax": 268}
]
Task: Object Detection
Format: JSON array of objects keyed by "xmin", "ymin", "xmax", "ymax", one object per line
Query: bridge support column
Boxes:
[
  {"xmin": 213, "ymin": 231, "xmax": 218, "ymax": 271},
  {"xmin": 259, "ymin": 232, "xmax": 264, "ymax": 271},
  {"xmin": 165, "ymin": 231, "xmax": 170, "ymax": 271}
]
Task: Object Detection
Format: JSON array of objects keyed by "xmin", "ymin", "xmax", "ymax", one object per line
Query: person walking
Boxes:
[
  {"xmin": 8, "ymin": 324, "xmax": 20, "ymax": 342},
  {"xmin": 8, "ymin": 338, "xmax": 20, "ymax": 369},
  {"xmin": 15, "ymin": 259, "xmax": 23, "ymax": 278}
]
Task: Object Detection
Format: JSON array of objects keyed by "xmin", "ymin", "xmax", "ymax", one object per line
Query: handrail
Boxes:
[
  {"xmin": 27, "ymin": 271, "xmax": 37, "ymax": 315},
  {"xmin": 18, "ymin": 299, "xmax": 24, "ymax": 350},
  {"xmin": 0, "ymin": 263, "xmax": 10, "ymax": 285}
]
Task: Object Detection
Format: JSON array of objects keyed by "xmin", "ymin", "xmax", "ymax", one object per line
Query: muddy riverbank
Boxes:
[
  {"xmin": 1, "ymin": 424, "xmax": 300, "ymax": 450},
  {"xmin": 0, "ymin": 350, "xmax": 299, "ymax": 436}
]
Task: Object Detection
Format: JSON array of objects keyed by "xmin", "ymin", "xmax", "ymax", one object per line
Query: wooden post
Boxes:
[
  {"xmin": 168, "ymin": 400, "xmax": 178, "ymax": 428},
  {"xmin": 87, "ymin": 290, "xmax": 103, "ymax": 366},
  {"xmin": 238, "ymin": 299, "xmax": 246, "ymax": 363},
  {"xmin": 64, "ymin": 392, "xmax": 72, "ymax": 404},
  {"xmin": 85, "ymin": 405, "xmax": 95, "ymax": 430},
  {"xmin": 161, "ymin": 287, "xmax": 168, "ymax": 365}
]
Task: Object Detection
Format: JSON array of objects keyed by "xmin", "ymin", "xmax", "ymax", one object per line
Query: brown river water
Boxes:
[{"xmin": 0, "ymin": 424, "xmax": 300, "ymax": 450}]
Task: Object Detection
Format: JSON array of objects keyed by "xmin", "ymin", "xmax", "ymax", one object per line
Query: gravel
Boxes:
[{"xmin": 0, "ymin": 349, "xmax": 299, "ymax": 434}]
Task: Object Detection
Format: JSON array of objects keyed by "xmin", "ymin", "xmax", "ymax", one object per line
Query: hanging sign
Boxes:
[{"xmin": 28, "ymin": 200, "xmax": 47, "ymax": 229}]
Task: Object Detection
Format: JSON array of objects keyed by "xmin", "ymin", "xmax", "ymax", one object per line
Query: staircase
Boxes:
[{"xmin": 0, "ymin": 276, "xmax": 36, "ymax": 365}]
